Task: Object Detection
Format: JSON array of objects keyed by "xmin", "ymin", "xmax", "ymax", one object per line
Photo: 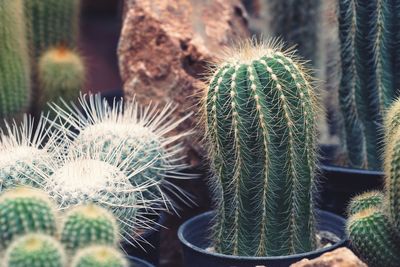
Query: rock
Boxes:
[
  {"xmin": 117, "ymin": 0, "xmax": 249, "ymax": 166},
  {"xmin": 290, "ymin": 248, "xmax": 367, "ymax": 267}
]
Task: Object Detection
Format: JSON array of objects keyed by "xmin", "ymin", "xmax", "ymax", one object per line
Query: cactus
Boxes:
[
  {"xmin": 384, "ymin": 97, "xmax": 400, "ymax": 144},
  {"xmin": 49, "ymin": 94, "xmax": 193, "ymax": 201},
  {"xmin": 347, "ymin": 208, "xmax": 400, "ymax": 267},
  {"xmin": 5, "ymin": 234, "xmax": 65, "ymax": 267},
  {"xmin": 24, "ymin": 0, "xmax": 80, "ymax": 58},
  {"xmin": 61, "ymin": 204, "xmax": 118, "ymax": 252},
  {"xmin": 0, "ymin": 187, "xmax": 58, "ymax": 249},
  {"xmin": 0, "ymin": 115, "xmax": 61, "ymax": 191},
  {"xmin": 203, "ymin": 40, "xmax": 319, "ymax": 256},
  {"xmin": 0, "ymin": 0, "xmax": 31, "ymax": 118},
  {"xmin": 347, "ymin": 190, "xmax": 383, "ymax": 216},
  {"xmin": 338, "ymin": 0, "xmax": 400, "ymax": 169},
  {"xmin": 37, "ymin": 47, "xmax": 84, "ymax": 112},
  {"xmin": 71, "ymin": 246, "xmax": 128, "ymax": 267}
]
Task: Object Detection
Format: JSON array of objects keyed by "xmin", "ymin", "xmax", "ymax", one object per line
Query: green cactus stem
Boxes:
[
  {"xmin": 71, "ymin": 246, "xmax": 128, "ymax": 267},
  {"xmin": 61, "ymin": 204, "xmax": 118, "ymax": 252},
  {"xmin": 0, "ymin": 187, "xmax": 58, "ymax": 249},
  {"xmin": 5, "ymin": 234, "xmax": 65, "ymax": 267},
  {"xmin": 347, "ymin": 190, "xmax": 383, "ymax": 216},
  {"xmin": 37, "ymin": 47, "xmax": 84, "ymax": 112},
  {"xmin": 204, "ymin": 40, "xmax": 319, "ymax": 256},
  {"xmin": 0, "ymin": 0, "xmax": 31, "ymax": 118},
  {"xmin": 347, "ymin": 208, "xmax": 400, "ymax": 267}
]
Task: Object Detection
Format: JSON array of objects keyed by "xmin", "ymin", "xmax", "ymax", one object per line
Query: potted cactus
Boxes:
[{"xmin": 178, "ymin": 40, "xmax": 346, "ymax": 267}]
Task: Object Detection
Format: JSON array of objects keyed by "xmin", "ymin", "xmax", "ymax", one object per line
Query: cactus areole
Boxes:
[{"xmin": 204, "ymin": 41, "xmax": 319, "ymax": 257}]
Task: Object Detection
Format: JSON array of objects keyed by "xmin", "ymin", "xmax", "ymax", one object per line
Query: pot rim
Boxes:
[
  {"xmin": 126, "ymin": 255, "xmax": 155, "ymax": 267},
  {"xmin": 321, "ymin": 164, "xmax": 383, "ymax": 176},
  {"xmin": 178, "ymin": 210, "xmax": 347, "ymax": 261}
]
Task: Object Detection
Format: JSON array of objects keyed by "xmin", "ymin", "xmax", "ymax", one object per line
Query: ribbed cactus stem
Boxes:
[
  {"xmin": 385, "ymin": 97, "xmax": 400, "ymax": 144},
  {"xmin": 347, "ymin": 208, "xmax": 400, "ymax": 267},
  {"xmin": 337, "ymin": 0, "xmax": 365, "ymax": 168},
  {"xmin": 0, "ymin": 187, "xmax": 58, "ymax": 249},
  {"xmin": 347, "ymin": 190, "xmax": 383, "ymax": 216},
  {"xmin": 61, "ymin": 204, "xmax": 118, "ymax": 252},
  {"xmin": 204, "ymin": 41, "xmax": 318, "ymax": 256},
  {"xmin": 5, "ymin": 234, "xmax": 66, "ymax": 267},
  {"xmin": 71, "ymin": 246, "xmax": 128, "ymax": 267},
  {"xmin": 0, "ymin": 0, "xmax": 31, "ymax": 118}
]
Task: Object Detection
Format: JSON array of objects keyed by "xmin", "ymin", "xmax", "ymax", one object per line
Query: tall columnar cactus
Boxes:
[
  {"xmin": 61, "ymin": 204, "xmax": 118, "ymax": 252},
  {"xmin": 347, "ymin": 190, "xmax": 383, "ymax": 216},
  {"xmin": 38, "ymin": 47, "xmax": 85, "ymax": 111},
  {"xmin": 49, "ymin": 94, "xmax": 193, "ymax": 202},
  {"xmin": 71, "ymin": 246, "xmax": 128, "ymax": 267},
  {"xmin": 0, "ymin": 115, "xmax": 61, "ymax": 191},
  {"xmin": 338, "ymin": 0, "xmax": 400, "ymax": 169},
  {"xmin": 0, "ymin": 187, "xmax": 58, "ymax": 249},
  {"xmin": 203, "ymin": 41, "xmax": 319, "ymax": 256},
  {"xmin": 24, "ymin": 0, "xmax": 80, "ymax": 58},
  {"xmin": 4, "ymin": 234, "xmax": 66, "ymax": 267},
  {"xmin": 0, "ymin": 0, "xmax": 31, "ymax": 118}
]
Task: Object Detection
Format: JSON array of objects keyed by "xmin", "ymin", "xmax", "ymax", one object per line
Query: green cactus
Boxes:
[
  {"xmin": 203, "ymin": 41, "xmax": 319, "ymax": 256},
  {"xmin": 49, "ymin": 94, "xmax": 193, "ymax": 201},
  {"xmin": 37, "ymin": 47, "xmax": 84, "ymax": 112},
  {"xmin": 384, "ymin": 97, "xmax": 400, "ymax": 144},
  {"xmin": 24, "ymin": 0, "xmax": 80, "ymax": 58},
  {"xmin": 0, "ymin": 187, "xmax": 58, "ymax": 249},
  {"xmin": 71, "ymin": 246, "xmax": 128, "ymax": 267},
  {"xmin": 61, "ymin": 204, "xmax": 118, "ymax": 252},
  {"xmin": 338, "ymin": 0, "xmax": 400, "ymax": 169},
  {"xmin": 0, "ymin": 0, "xmax": 31, "ymax": 118},
  {"xmin": 347, "ymin": 190, "xmax": 383, "ymax": 216},
  {"xmin": 347, "ymin": 208, "xmax": 400, "ymax": 267},
  {"xmin": 5, "ymin": 234, "xmax": 65, "ymax": 267}
]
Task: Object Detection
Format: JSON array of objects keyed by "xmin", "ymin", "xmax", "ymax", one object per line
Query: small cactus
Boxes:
[
  {"xmin": 347, "ymin": 208, "xmax": 400, "ymax": 267},
  {"xmin": 0, "ymin": 187, "xmax": 58, "ymax": 249},
  {"xmin": 71, "ymin": 246, "xmax": 128, "ymax": 267},
  {"xmin": 347, "ymin": 190, "xmax": 383, "ymax": 216},
  {"xmin": 4, "ymin": 234, "xmax": 65, "ymax": 267},
  {"xmin": 37, "ymin": 47, "xmax": 85, "ymax": 112},
  {"xmin": 61, "ymin": 204, "xmax": 118, "ymax": 252},
  {"xmin": 0, "ymin": 0, "xmax": 31, "ymax": 118},
  {"xmin": 203, "ymin": 40, "xmax": 319, "ymax": 256}
]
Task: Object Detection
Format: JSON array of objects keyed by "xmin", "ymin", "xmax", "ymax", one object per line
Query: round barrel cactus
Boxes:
[{"xmin": 71, "ymin": 246, "xmax": 127, "ymax": 267}]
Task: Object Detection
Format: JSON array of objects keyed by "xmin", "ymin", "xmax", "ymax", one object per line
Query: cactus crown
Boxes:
[
  {"xmin": 203, "ymin": 39, "xmax": 319, "ymax": 257},
  {"xmin": 71, "ymin": 246, "xmax": 128, "ymax": 267}
]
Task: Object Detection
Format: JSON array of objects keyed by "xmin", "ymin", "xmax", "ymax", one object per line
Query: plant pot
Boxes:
[
  {"xmin": 127, "ymin": 256, "xmax": 155, "ymax": 267},
  {"xmin": 121, "ymin": 212, "xmax": 166, "ymax": 266},
  {"xmin": 178, "ymin": 210, "xmax": 347, "ymax": 267},
  {"xmin": 316, "ymin": 164, "xmax": 384, "ymax": 217}
]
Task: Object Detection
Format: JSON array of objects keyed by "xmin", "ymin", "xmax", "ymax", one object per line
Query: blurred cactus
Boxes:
[
  {"xmin": 203, "ymin": 40, "xmax": 319, "ymax": 256},
  {"xmin": 337, "ymin": 0, "xmax": 400, "ymax": 169},
  {"xmin": 5, "ymin": 234, "xmax": 66, "ymax": 267},
  {"xmin": 61, "ymin": 204, "xmax": 118, "ymax": 252},
  {"xmin": 24, "ymin": 0, "xmax": 80, "ymax": 58},
  {"xmin": 0, "ymin": 187, "xmax": 57, "ymax": 249},
  {"xmin": 0, "ymin": 0, "xmax": 31, "ymax": 118},
  {"xmin": 71, "ymin": 246, "xmax": 128, "ymax": 267},
  {"xmin": 38, "ymin": 47, "xmax": 85, "ymax": 112},
  {"xmin": 347, "ymin": 191, "xmax": 383, "ymax": 216}
]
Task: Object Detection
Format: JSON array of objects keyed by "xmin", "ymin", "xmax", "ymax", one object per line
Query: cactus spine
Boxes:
[
  {"xmin": 38, "ymin": 47, "xmax": 85, "ymax": 111},
  {"xmin": 0, "ymin": 0, "xmax": 31, "ymax": 118},
  {"xmin": 347, "ymin": 190, "xmax": 383, "ymax": 216},
  {"xmin": 204, "ymin": 41, "xmax": 319, "ymax": 256},
  {"xmin": 0, "ymin": 187, "xmax": 57, "ymax": 249},
  {"xmin": 338, "ymin": 0, "xmax": 400, "ymax": 169},
  {"xmin": 5, "ymin": 234, "xmax": 66, "ymax": 267},
  {"xmin": 71, "ymin": 246, "xmax": 128, "ymax": 267},
  {"xmin": 61, "ymin": 204, "xmax": 118, "ymax": 252}
]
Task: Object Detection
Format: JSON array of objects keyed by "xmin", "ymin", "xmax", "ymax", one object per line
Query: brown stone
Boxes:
[
  {"xmin": 117, "ymin": 0, "xmax": 249, "ymax": 166},
  {"xmin": 290, "ymin": 248, "xmax": 367, "ymax": 267}
]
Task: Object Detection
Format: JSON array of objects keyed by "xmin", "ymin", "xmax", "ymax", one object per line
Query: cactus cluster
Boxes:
[
  {"xmin": 203, "ymin": 40, "xmax": 319, "ymax": 256},
  {"xmin": 337, "ymin": 0, "xmax": 400, "ymax": 169},
  {"xmin": 0, "ymin": 0, "xmax": 31, "ymax": 118},
  {"xmin": 0, "ymin": 187, "xmax": 127, "ymax": 267},
  {"xmin": 347, "ymin": 98, "xmax": 400, "ymax": 267}
]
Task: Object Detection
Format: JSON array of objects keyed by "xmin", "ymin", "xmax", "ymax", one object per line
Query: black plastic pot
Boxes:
[
  {"xmin": 178, "ymin": 210, "xmax": 346, "ymax": 267},
  {"xmin": 121, "ymin": 212, "xmax": 166, "ymax": 266},
  {"xmin": 317, "ymin": 165, "xmax": 384, "ymax": 217},
  {"xmin": 127, "ymin": 256, "xmax": 155, "ymax": 267}
]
